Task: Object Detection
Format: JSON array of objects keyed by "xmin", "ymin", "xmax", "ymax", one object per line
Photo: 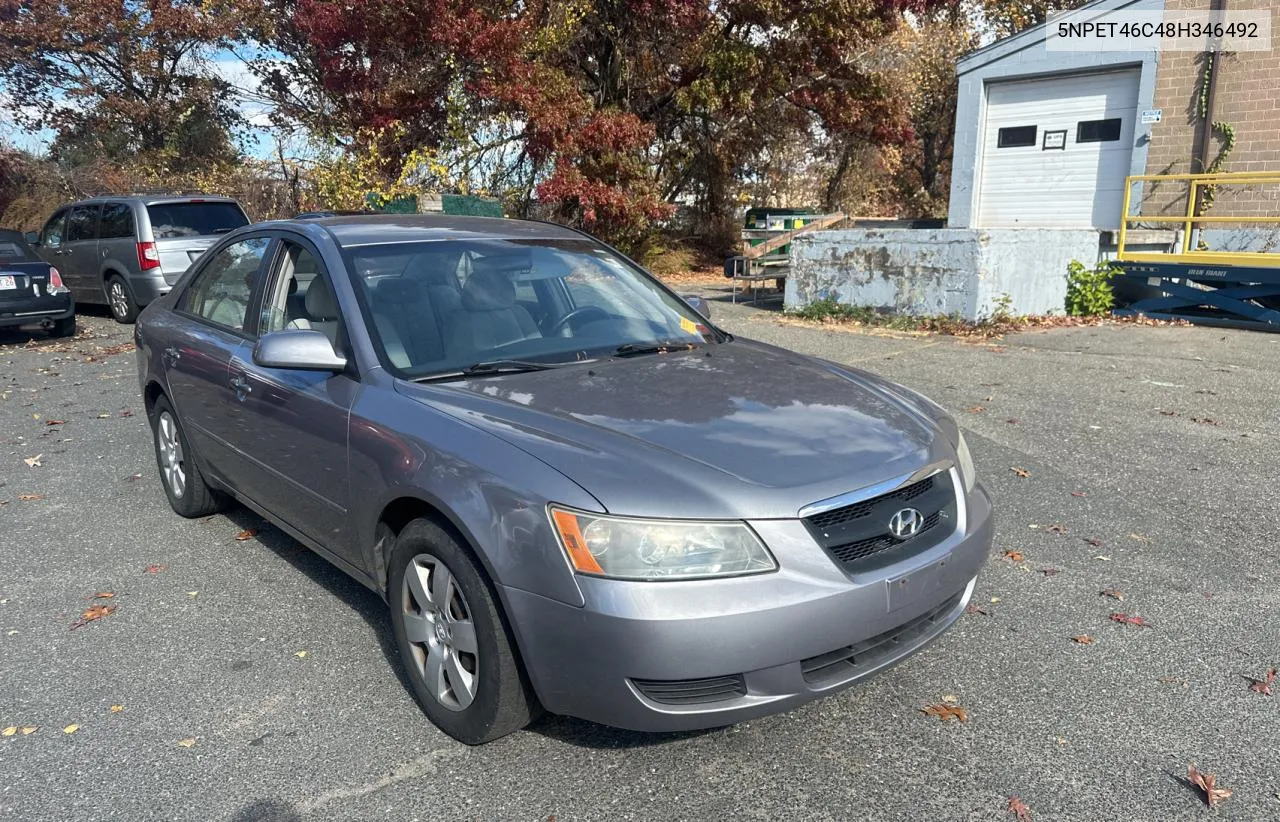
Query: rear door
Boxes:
[
  {"xmin": 97, "ymin": 201, "xmax": 138, "ymax": 287},
  {"xmin": 146, "ymin": 201, "xmax": 251, "ymax": 287},
  {"xmin": 62, "ymin": 204, "xmax": 102, "ymax": 300},
  {"xmin": 164, "ymin": 235, "xmax": 274, "ymax": 488}
]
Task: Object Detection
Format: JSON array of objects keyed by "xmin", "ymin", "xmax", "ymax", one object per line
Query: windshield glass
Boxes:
[
  {"xmin": 147, "ymin": 202, "xmax": 249, "ymax": 239},
  {"xmin": 344, "ymin": 238, "xmax": 717, "ymax": 378}
]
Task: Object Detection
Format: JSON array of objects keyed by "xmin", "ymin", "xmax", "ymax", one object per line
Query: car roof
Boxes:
[
  {"xmin": 266, "ymin": 214, "xmax": 588, "ymax": 247},
  {"xmin": 59, "ymin": 194, "xmax": 241, "ymax": 207}
]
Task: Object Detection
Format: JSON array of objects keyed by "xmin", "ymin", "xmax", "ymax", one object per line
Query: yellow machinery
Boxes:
[{"xmin": 1115, "ymin": 171, "xmax": 1280, "ymax": 328}]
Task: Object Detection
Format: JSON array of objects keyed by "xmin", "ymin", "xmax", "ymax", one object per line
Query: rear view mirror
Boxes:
[
  {"xmin": 682, "ymin": 294, "xmax": 711, "ymax": 319},
  {"xmin": 24, "ymin": 231, "xmax": 39, "ymax": 245},
  {"xmin": 253, "ymin": 330, "xmax": 347, "ymax": 371}
]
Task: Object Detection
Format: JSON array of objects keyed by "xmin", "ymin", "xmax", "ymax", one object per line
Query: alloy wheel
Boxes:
[
  {"xmin": 157, "ymin": 411, "xmax": 186, "ymax": 498},
  {"xmin": 109, "ymin": 280, "xmax": 130, "ymax": 320},
  {"xmin": 400, "ymin": 554, "xmax": 479, "ymax": 711}
]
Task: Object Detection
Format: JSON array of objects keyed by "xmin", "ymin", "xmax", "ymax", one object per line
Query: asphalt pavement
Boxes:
[{"xmin": 2, "ymin": 299, "xmax": 1278, "ymax": 821}]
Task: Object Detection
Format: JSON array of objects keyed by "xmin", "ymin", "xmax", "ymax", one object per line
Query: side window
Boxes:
[
  {"xmin": 41, "ymin": 211, "xmax": 67, "ymax": 247},
  {"xmin": 179, "ymin": 237, "xmax": 272, "ymax": 333},
  {"xmin": 260, "ymin": 243, "xmax": 346, "ymax": 350},
  {"xmin": 66, "ymin": 205, "xmax": 101, "ymax": 242},
  {"xmin": 99, "ymin": 203, "xmax": 136, "ymax": 239}
]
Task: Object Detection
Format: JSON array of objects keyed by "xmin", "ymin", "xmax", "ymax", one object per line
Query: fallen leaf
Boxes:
[
  {"xmin": 966, "ymin": 405, "xmax": 986, "ymax": 413},
  {"xmin": 21, "ymin": 726, "xmax": 37, "ymax": 735},
  {"xmin": 45, "ymin": 419, "xmax": 65, "ymax": 426},
  {"xmin": 17, "ymin": 493, "xmax": 44, "ymax": 501},
  {"xmin": 294, "ymin": 650, "xmax": 308, "ymax": 658},
  {"xmin": 1010, "ymin": 466, "xmax": 1031, "ymax": 478},
  {"xmin": 1159, "ymin": 409, "xmax": 1177, "ymax": 416},
  {"xmin": 125, "ymin": 473, "xmax": 143, "ymax": 482},
  {"xmin": 187, "ymin": 591, "xmax": 199, "ymax": 598},
  {"xmin": 1002, "ymin": 550, "xmax": 1025, "ymax": 563},
  {"xmin": 921, "ymin": 703, "xmax": 968, "ymax": 722},
  {"xmin": 1006, "ymin": 418, "xmax": 1019, "ymax": 424},
  {"xmin": 1129, "ymin": 533, "xmax": 1150, "ymax": 543},
  {"xmin": 990, "ymin": 596, "xmax": 1001, "ymax": 603},
  {"xmin": 234, "ymin": 529, "xmax": 257, "ymax": 542},
  {"xmin": 110, "ymin": 705, "xmax": 124, "ymax": 713},
  {"xmin": 1109, "ymin": 612, "xmax": 1152, "ymax": 628},
  {"xmin": 1085, "ymin": 537, "xmax": 1104, "ymax": 547},
  {"xmin": 69, "ymin": 604, "xmax": 117, "ymax": 629},
  {"xmin": 1093, "ymin": 555, "xmax": 1112, "ymax": 561},
  {"xmin": 941, "ymin": 694, "xmax": 958, "ymax": 703},
  {"xmin": 1046, "ymin": 524, "xmax": 1068, "ymax": 535},
  {"xmin": 1157, "ymin": 676, "xmax": 1184, "ymax": 685},
  {"xmin": 177, "ymin": 738, "xmax": 196, "ymax": 748},
  {"xmin": 88, "ymin": 591, "xmax": 115, "ymax": 600},
  {"xmin": 119, "ymin": 409, "xmax": 134, "ymax": 418},
  {"xmin": 965, "ymin": 604, "xmax": 990, "ymax": 616},
  {"xmin": 143, "ymin": 564, "xmax": 168, "ymax": 574},
  {"xmin": 1100, "ymin": 588, "xmax": 1125, "ymax": 601},
  {"xmin": 1, "ymin": 726, "xmax": 14, "ymax": 737},
  {"xmin": 1039, "ymin": 567, "xmax": 1061, "ymax": 577},
  {"xmin": 1247, "ymin": 667, "xmax": 1276, "ymax": 696},
  {"xmin": 23, "ymin": 455, "xmax": 42, "ymax": 468},
  {"xmin": 1070, "ymin": 490, "xmax": 1087, "ymax": 497},
  {"xmin": 96, "ymin": 413, "xmax": 111, "ymax": 419},
  {"xmin": 1008, "ymin": 796, "xmax": 1031, "ymax": 821},
  {"xmin": 1191, "ymin": 417, "xmax": 1220, "ymax": 426},
  {"xmin": 1071, "ymin": 634, "xmax": 1094, "ymax": 644},
  {"xmin": 63, "ymin": 724, "xmax": 79, "ymax": 734},
  {"xmin": 1187, "ymin": 763, "xmax": 1231, "ymax": 807}
]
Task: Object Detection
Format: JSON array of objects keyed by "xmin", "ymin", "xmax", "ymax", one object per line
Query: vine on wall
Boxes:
[{"xmin": 1196, "ymin": 53, "xmax": 1236, "ymax": 212}]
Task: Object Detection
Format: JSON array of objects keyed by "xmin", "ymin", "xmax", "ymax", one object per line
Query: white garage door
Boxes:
[{"xmin": 977, "ymin": 69, "xmax": 1139, "ymax": 229}]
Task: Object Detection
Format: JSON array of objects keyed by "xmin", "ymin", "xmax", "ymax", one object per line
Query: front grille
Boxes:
[
  {"xmin": 803, "ymin": 471, "xmax": 957, "ymax": 569},
  {"xmin": 801, "ymin": 590, "xmax": 965, "ymax": 684},
  {"xmin": 632, "ymin": 674, "xmax": 747, "ymax": 705}
]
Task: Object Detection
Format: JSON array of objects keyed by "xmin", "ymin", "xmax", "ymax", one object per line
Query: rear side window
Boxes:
[
  {"xmin": 179, "ymin": 237, "xmax": 271, "ymax": 332},
  {"xmin": 147, "ymin": 202, "xmax": 250, "ymax": 239},
  {"xmin": 66, "ymin": 205, "xmax": 101, "ymax": 242},
  {"xmin": 99, "ymin": 203, "xmax": 136, "ymax": 239}
]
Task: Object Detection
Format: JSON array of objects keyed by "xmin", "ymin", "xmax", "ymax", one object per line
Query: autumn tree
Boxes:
[
  {"xmin": 981, "ymin": 0, "xmax": 1090, "ymax": 38},
  {"xmin": 0, "ymin": 0, "xmax": 253, "ymax": 168}
]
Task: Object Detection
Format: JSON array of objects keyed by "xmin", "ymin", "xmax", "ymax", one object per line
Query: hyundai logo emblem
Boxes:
[{"xmin": 888, "ymin": 507, "xmax": 925, "ymax": 539}]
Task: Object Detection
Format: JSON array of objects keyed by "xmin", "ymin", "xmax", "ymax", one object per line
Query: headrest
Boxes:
[
  {"xmin": 461, "ymin": 267, "xmax": 516, "ymax": 312},
  {"xmin": 376, "ymin": 278, "xmax": 426, "ymax": 303},
  {"xmin": 405, "ymin": 252, "xmax": 462, "ymax": 287},
  {"xmin": 305, "ymin": 276, "xmax": 340, "ymax": 320}
]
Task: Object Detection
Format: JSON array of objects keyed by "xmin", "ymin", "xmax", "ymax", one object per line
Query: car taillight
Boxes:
[
  {"xmin": 48, "ymin": 267, "xmax": 70, "ymax": 294},
  {"xmin": 137, "ymin": 241, "xmax": 161, "ymax": 271}
]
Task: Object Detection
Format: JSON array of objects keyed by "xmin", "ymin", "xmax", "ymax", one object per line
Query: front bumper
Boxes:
[
  {"xmin": 504, "ymin": 482, "xmax": 994, "ymax": 732},
  {"xmin": 0, "ymin": 294, "xmax": 74, "ymax": 328}
]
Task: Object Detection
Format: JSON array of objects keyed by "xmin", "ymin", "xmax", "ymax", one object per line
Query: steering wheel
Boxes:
[{"xmin": 547, "ymin": 305, "xmax": 612, "ymax": 337}]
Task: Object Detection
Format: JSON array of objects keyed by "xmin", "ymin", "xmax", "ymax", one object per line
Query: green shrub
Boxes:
[{"xmin": 1065, "ymin": 260, "xmax": 1118, "ymax": 317}]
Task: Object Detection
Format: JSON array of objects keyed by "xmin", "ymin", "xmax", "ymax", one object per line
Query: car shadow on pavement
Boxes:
[
  {"xmin": 228, "ymin": 799, "xmax": 303, "ymax": 822},
  {"xmin": 527, "ymin": 713, "xmax": 721, "ymax": 750},
  {"xmin": 0, "ymin": 304, "xmax": 115, "ymax": 347}
]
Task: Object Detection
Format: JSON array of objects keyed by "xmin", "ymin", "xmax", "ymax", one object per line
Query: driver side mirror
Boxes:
[
  {"xmin": 253, "ymin": 330, "xmax": 347, "ymax": 371},
  {"xmin": 682, "ymin": 294, "xmax": 711, "ymax": 318},
  {"xmin": 24, "ymin": 231, "xmax": 39, "ymax": 246}
]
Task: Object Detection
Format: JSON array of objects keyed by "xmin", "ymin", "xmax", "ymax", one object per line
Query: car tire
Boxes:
[
  {"xmin": 388, "ymin": 518, "xmax": 540, "ymax": 744},
  {"xmin": 150, "ymin": 395, "xmax": 225, "ymax": 518},
  {"xmin": 106, "ymin": 275, "xmax": 139, "ymax": 324},
  {"xmin": 50, "ymin": 316, "xmax": 76, "ymax": 338}
]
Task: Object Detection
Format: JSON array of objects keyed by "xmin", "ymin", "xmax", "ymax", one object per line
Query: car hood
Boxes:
[{"xmin": 394, "ymin": 339, "xmax": 955, "ymax": 519}]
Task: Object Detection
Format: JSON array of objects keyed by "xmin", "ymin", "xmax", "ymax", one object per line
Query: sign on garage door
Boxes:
[{"xmin": 977, "ymin": 69, "xmax": 1139, "ymax": 230}]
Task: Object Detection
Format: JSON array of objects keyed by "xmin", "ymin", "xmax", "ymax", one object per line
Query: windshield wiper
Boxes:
[
  {"xmin": 411, "ymin": 359, "xmax": 574, "ymax": 383},
  {"xmin": 612, "ymin": 340, "xmax": 699, "ymax": 358}
]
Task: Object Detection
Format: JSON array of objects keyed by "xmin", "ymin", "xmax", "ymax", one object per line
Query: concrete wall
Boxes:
[
  {"xmin": 948, "ymin": 0, "xmax": 1161, "ymax": 229},
  {"xmin": 787, "ymin": 229, "xmax": 1101, "ymax": 319}
]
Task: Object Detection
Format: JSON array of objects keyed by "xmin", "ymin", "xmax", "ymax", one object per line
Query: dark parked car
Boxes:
[
  {"xmin": 135, "ymin": 215, "xmax": 994, "ymax": 744},
  {"xmin": 0, "ymin": 228, "xmax": 75, "ymax": 336},
  {"xmin": 29, "ymin": 195, "xmax": 250, "ymax": 324}
]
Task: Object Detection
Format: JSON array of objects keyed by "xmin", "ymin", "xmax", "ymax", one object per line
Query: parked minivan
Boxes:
[{"xmin": 28, "ymin": 195, "xmax": 250, "ymax": 323}]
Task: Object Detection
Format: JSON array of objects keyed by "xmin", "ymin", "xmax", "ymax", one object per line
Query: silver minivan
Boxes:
[{"xmin": 29, "ymin": 195, "xmax": 250, "ymax": 323}]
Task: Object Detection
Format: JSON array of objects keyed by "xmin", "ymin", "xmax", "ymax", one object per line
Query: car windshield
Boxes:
[
  {"xmin": 344, "ymin": 238, "xmax": 719, "ymax": 378},
  {"xmin": 147, "ymin": 202, "xmax": 249, "ymax": 239}
]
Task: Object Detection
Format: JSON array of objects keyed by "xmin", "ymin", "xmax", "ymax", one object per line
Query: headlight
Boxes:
[
  {"xmin": 955, "ymin": 431, "xmax": 977, "ymax": 493},
  {"xmin": 549, "ymin": 507, "xmax": 776, "ymax": 580}
]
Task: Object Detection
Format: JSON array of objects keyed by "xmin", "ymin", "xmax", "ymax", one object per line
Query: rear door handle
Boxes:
[{"xmin": 229, "ymin": 374, "xmax": 252, "ymax": 401}]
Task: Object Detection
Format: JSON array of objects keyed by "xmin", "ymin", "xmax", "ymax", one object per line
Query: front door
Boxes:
[
  {"xmin": 164, "ymin": 236, "xmax": 274, "ymax": 488},
  {"xmin": 227, "ymin": 239, "xmax": 358, "ymax": 561},
  {"xmin": 62, "ymin": 204, "xmax": 102, "ymax": 301}
]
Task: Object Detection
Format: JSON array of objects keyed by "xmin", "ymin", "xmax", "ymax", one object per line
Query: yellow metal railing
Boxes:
[{"xmin": 1118, "ymin": 171, "xmax": 1280, "ymax": 268}]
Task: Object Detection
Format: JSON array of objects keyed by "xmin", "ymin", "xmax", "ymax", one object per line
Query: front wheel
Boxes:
[
  {"xmin": 388, "ymin": 519, "xmax": 539, "ymax": 744},
  {"xmin": 150, "ymin": 395, "xmax": 225, "ymax": 517},
  {"xmin": 106, "ymin": 275, "xmax": 139, "ymax": 324}
]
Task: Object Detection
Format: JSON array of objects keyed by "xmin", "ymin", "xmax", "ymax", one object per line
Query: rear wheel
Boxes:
[
  {"xmin": 150, "ymin": 395, "xmax": 224, "ymax": 517},
  {"xmin": 50, "ymin": 316, "xmax": 75, "ymax": 338},
  {"xmin": 106, "ymin": 275, "xmax": 139, "ymax": 324},
  {"xmin": 388, "ymin": 519, "xmax": 539, "ymax": 744}
]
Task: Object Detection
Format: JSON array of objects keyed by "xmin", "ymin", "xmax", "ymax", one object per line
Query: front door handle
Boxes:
[
  {"xmin": 230, "ymin": 374, "xmax": 252, "ymax": 402},
  {"xmin": 163, "ymin": 347, "xmax": 180, "ymax": 366}
]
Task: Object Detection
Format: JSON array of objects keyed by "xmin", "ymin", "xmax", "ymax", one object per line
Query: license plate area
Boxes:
[
  {"xmin": 0, "ymin": 274, "xmax": 15, "ymax": 290},
  {"xmin": 886, "ymin": 555, "xmax": 952, "ymax": 612}
]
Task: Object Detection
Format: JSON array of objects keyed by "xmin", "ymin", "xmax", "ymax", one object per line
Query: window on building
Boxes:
[
  {"xmin": 1076, "ymin": 118, "xmax": 1122, "ymax": 143},
  {"xmin": 997, "ymin": 125, "xmax": 1037, "ymax": 148}
]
